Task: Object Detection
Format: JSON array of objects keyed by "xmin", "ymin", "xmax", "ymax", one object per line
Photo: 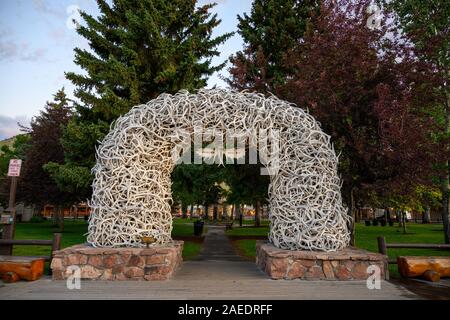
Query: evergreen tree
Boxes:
[
  {"xmin": 52, "ymin": 0, "xmax": 233, "ymax": 197},
  {"xmin": 227, "ymin": 0, "xmax": 319, "ymax": 92},
  {"xmin": 225, "ymin": 1, "xmax": 318, "ymax": 225},
  {"xmin": 171, "ymin": 163, "xmax": 224, "ymax": 219},
  {"xmin": 223, "ymin": 163, "xmax": 269, "ymax": 227},
  {"xmin": 16, "ymin": 89, "xmax": 73, "ymax": 229}
]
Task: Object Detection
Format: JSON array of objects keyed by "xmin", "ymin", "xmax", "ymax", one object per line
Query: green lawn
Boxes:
[
  {"xmin": 182, "ymin": 241, "xmax": 202, "ymax": 260},
  {"xmin": 239, "ymin": 218, "xmax": 270, "ymax": 226},
  {"xmin": 12, "ymin": 219, "xmax": 202, "ymax": 265},
  {"xmin": 226, "ymin": 226, "xmax": 269, "ymax": 236},
  {"xmin": 171, "ymin": 221, "xmax": 207, "ymax": 237},
  {"xmin": 234, "ymin": 239, "xmax": 257, "ymax": 260},
  {"xmin": 13, "ymin": 219, "xmax": 87, "ymax": 257},
  {"xmin": 231, "ymin": 222, "xmax": 450, "ymax": 277}
]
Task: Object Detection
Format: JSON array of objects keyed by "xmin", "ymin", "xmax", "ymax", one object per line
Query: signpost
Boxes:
[{"xmin": 0, "ymin": 159, "xmax": 22, "ymax": 255}]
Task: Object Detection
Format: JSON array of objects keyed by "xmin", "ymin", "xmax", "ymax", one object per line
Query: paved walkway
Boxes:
[
  {"xmin": 0, "ymin": 226, "xmax": 420, "ymax": 299},
  {"xmin": 174, "ymin": 225, "xmax": 266, "ymax": 281}
]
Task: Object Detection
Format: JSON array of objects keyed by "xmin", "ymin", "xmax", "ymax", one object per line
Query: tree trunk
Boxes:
[
  {"xmin": 189, "ymin": 204, "xmax": 194, "ymax": 219},
  {"xmin": 218, "ymin": 205, "xmax": 222, "ymax": 221},
  {"xmin": 254, "ymin": 200, "xmax": 261, "ymax": 227},
  {"xmin": 402, "ymin": 210, "xmax": 407, "ymax": 234},
  {"xmin": 56, "ymin": 205, "xmax": 64, "ymax": 232},
  {"xmin": 204, "ymin": 205, "xmax": 209, "ymax": 220},
  {"xmin": 441, "ymin": 177, "xmax": 450, "ymax": 243},
  {"xmin": 238, "ymin": 205, "xmax": 243, "ymax": 227},
  {"xmin": 213, "ymin": 205, "xmax": 218, "ymax": 222},
  {"xmin": 181, "ymin": 203, "xmax": 188, "ymax": 219},
  {"xmin": 51, "ymin": 206, "xmax": 58, "ymax": 227},
  {"xmin": 348, "ymin": 187, "xmax": 356, "ymax": 246},
  {"xmin": 423, "ymin": 206, "xmax": 431, "ymax": 224},
  {"xmin": 441, "ymin": 88, "xmax": 450, "ymax": 243}
]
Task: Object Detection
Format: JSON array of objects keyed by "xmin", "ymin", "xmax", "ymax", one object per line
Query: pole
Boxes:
[{"xmin": 0, "ymin": 176, "xmax": 18, "ymax": 255}]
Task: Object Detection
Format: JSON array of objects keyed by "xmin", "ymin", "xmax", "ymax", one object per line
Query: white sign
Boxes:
[{"xmin": 7, "ymin": 159, "xmax": 22, "ymax": 177}]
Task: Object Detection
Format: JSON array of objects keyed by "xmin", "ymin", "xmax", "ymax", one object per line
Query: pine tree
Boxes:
[
  {"xmin": 67, "ymin": 0, "xmax": 232, "ymax": 120},
  {"xmin": 227, "ymin": 0, "xmax": 319, "ymax": 92},
  {"xmin": 52, "ymin": 0, "xmax": 233, "ymax": 197}
]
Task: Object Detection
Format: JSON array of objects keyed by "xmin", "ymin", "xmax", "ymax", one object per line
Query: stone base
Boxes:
[
  {"xmin": 256, "ymin": 241, "xmax": 387, "ymax": 280},
  {"xmin": 51, "ymin": 241, "xmax": 183, "ymax": 281}
]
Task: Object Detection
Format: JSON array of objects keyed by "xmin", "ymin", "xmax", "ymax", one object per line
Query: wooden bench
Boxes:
[
  {"xmin": 377, "ymin": 236, "xmax": 450, "ymax": 281},
  {"xmin": 0, "ymin": 233, "xmax": 61, "ymax": 282},
  {"xmin": 225, "ymin": 221, "xmax": 234, "ymax": 230}
]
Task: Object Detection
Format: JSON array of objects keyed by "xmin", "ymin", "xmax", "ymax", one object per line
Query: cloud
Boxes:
[
  {"xmin": 49, "ymin": 28, "xmax": 66, "ymax": 43},
  {"xmin": 32, "ymin": 0, "xmax": 66, "ymax": 19},
  {"xmin": 0, "ymin": 115, "xmax": 30, "ymax": 140},
  {"xmin": 0, "ymin": 39, "xmax": 48, "ymax": 62}
]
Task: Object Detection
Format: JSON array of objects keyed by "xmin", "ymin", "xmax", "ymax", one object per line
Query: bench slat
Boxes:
[
  {"xmin": 0, "ymin": 239, "xmax": 53, "ymax": 246},
  {"xmin": 387, "ymin": 243, "xmax": 450, "ymax": 249}
]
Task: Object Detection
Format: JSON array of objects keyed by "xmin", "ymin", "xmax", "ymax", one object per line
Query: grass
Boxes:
[
  {"xmin": 233, "ymin": 239, "xmax": 257, "ymax": 260},
  {"xmin": 13, "ymin": 219, "xmax": 88, "ymax": 257},
  {"xmin": 182, "ymin": 241, "xmax": 202, "ymax": 260},
  {"xmin": 230, "ymin": 222, "xmax": 450, "ymax": 277},
  {"xmin": 226, "ymin": 226, "xmax": 269, "ymax": 236},
  {"xmin": 171, "ymin": 219, "xmax": 207, "ymax": 237},
  {"xmin": 11, "ymin": 219, "xmax": 202, "ymax": 270},
  {"xmin": 239, "ymin": 218, "xmax": 270, "ymax": 226}
]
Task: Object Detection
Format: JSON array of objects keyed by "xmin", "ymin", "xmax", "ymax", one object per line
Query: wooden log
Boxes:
[
  {"xmin": 422, "ymin": 270, "xmax": 440, "ymax": 282},
  {"xmin": 52, "ymin": 233, "xmax": 62, "ymax": 252},
  {"xmin": 0, "ymin": 256, "xmax": 45, "ymax": 281},
  {"xmin": 2, "ymin": 271, "xmax": 20, "ymax": 283},
  {"xmin": 397, "ymin": 256, "xmax": 450, "ymax": 279},
  {"xmin": 377, "ymin": 236, "xmax": 387, "ymax": 255}
]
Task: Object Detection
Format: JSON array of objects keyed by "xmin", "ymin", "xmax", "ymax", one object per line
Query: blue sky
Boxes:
[{"xmin": 0, "ymin": 0, "xmax": 252, "ymax": 140}]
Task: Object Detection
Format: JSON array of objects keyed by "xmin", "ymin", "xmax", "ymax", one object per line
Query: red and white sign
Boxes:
[{"xmin": 7, "ymin": 159, "xmax": 22, "ymax": 177}]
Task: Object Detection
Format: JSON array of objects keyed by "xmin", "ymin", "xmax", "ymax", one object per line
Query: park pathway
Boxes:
[
  {"xmin": 193, "ymin": 225, "xmax": 245, "ymax": 261},
  {"xmin": 0, "ymin": 225, "xmax": 421, "ymax": 299},
  {"xmin": 174, "ymin": 225, "xmax": 266, "ymax": 280}
]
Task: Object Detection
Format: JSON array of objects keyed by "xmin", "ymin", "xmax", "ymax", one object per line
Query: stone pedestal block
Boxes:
[
  {"xmin": 51, "ymin": 241, "xmax": 183, "ymax": 281},
  {"xmin": 256, "ymin": 241, "xmax": 387, "ymax": 280}
]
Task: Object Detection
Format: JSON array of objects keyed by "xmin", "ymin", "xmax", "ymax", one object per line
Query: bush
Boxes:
[
  {"xmin": 29, "ymin": 215, "xmax": 45, "ymax": 223},
  {"xmin": 372, "ymin": 219, "xmax": 379, "ymax": 226}
]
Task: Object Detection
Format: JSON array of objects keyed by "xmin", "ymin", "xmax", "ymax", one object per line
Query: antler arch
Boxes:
[{"xmin": 88, "ymin": 89, "xmax": 351, "ymax": 251}]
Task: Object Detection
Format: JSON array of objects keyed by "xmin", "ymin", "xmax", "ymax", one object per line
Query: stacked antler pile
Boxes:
[{"xmin": 88, "ymin": 89, "xmax": 351, "ymax": 251}]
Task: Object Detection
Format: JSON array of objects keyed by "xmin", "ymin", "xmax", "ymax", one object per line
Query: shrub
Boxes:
[{"xmin": 29, "ymin": 215, "xmax": 45, "ymax": 223}]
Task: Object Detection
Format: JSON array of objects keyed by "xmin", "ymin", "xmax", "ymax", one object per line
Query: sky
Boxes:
[{"xmin": 0, "ymin": 0, "xmax": 252, "ymax": 140}]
